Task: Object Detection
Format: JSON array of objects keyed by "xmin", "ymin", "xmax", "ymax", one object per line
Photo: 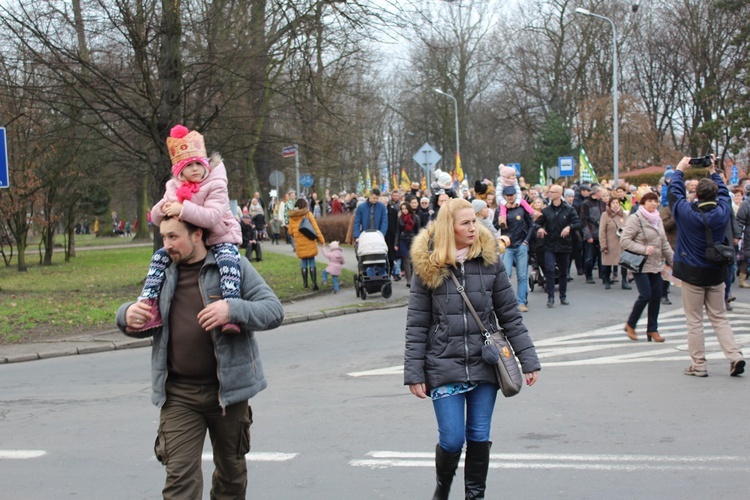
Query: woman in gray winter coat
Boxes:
[{"xmin": 404, "ymin": 198, "xmax": 540, "ymax": 499}]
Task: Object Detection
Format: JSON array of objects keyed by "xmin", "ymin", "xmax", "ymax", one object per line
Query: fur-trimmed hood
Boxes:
[{"xmin": 410, "ymin": 224, "xmax": 498, "ymax": 289}]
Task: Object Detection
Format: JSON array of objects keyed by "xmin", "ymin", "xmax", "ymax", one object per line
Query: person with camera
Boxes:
[{"xmin": 668, "ymin": 155, "xmax": 745, "ymax": 377}]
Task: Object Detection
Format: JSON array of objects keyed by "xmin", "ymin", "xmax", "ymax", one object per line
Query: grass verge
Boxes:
[{"xmin": 0, "ymin": 246, "xmax": 346, "ymax": 344}]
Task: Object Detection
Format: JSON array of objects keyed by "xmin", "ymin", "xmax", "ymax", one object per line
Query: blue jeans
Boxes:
[
  {"xmin": 432, "ymin": 383, "xmax": 498, "ymax": 453},
  {"xmin": 627, "ymin": 272, "xmax": 663, "ymax": 333},
  {"xmin": 725, "ymin": 262, "xmax": 736, "ymax": 299},
  {"xmin": 299, "ymin": 257, "xmax": 315, "ymax": 270},
  {"xmin": 321, "ymin": 270, "xmax": 339, "ymax": 292},
  {"xmin": 502, "ymin": 244, "xmax": 529, "ymax": 305}
]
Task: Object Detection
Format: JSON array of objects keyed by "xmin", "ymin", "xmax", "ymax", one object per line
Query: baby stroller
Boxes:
[{"xmin": 353, "ymin": 230, "xmax": 393, "ymax": 300}]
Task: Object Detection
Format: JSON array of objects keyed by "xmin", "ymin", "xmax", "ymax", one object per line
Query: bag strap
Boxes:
[
  {"xmin": 700, "ymin": 211, "xmax": 715, "ymax": 245},
  {"xmin": 635, "ymin": 214, "xmax": 649, "ymax": 246},
  {"xmin": 449, "ymin": 271, "xmax": 492, "ymax": 339}
]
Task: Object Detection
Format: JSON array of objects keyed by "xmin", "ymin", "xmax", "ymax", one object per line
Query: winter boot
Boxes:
[
  {"xmin": 621, "ymin": 267, "xmax": 632, "ymax": 290},
  {"xmin": 739, "ymin": 273, "xmax": 750, "ymax": 288},
  {"xmin": 311, "ymin": 267, "xmax": 319, "ymax": 291},
  {"xmin": 464, "ymin": 441, "xmax": 492, "ymax": 500},
  {"xmin": 302, "ymin": 268, "xmax": 309, "ymax": 288},
  {"xmin": 432, "ymin": 444, "xmax": 461, "ymax": 500}
]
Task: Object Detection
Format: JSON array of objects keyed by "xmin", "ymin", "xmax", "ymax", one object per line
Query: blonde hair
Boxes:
[{"xmin": 429, "ymin": 198, "xmax": 484, "ymax": 268}]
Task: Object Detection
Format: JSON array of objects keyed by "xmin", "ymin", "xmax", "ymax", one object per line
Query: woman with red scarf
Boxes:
[{"xmin": 395, "ymin": 201, "xmax": 422, "ymax": 287}]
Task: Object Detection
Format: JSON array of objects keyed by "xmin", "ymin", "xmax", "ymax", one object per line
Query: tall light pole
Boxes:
[
  {"xmin": 433, "ymin": 88, "xmax": 460, "ymax": 177},
  {"xmin": 575, "ymin": 7, "xmax": 619, "ymax": 185}
]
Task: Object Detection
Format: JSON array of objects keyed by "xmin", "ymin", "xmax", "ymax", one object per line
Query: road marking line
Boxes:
[
  {"xmin": 0, "ymin": 450, "xmax": 47, "ymax": 459},
  {"xmin": 350, "ymin": 452, "xmax": 750, "ymax": 471},
  {"xmin": 350, "ymin": 459, "xmax": 750, "ymax": 472},
  {"xmin": 201, "ymin": 452, "xmax": 298, "ymax": 462}
]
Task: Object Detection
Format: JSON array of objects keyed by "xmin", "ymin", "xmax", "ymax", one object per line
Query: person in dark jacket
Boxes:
[
  {"xmin": 240, "ymin": 214, "xmax": 262, "ymax": 262},
  {"xmin": 417, "ymin": 196, "xmax": 431, "ymax": 229},
  {"xmin": 394, "ymin": 200, "xmax": 422, "ymax": 286},
  {"xmin": 580, "ymin": 186, "xmax": 606, "ymax": 283},
  {"xmin": 724, "ymin": 210, "xmax": 741, "ymax": 310},
  {"xmin": 571, "ymin": 184, "xmax": 589, "ymax": 275},
  {"xmin": 736, "ymin": 197, "xmax": 750, "ymax": 289},
  {"xmin": 668, "ymin": 155, "xmax": 745, "ymax": 378},
  {"xmin": 500, "ymin": 185, "xmax": 535, "ymax": 312},
  {"xmin": 535, "ymin": 184, "xmax": 582, "ymax": 307},
  {"xmin": 404, "ymin": 198, "xmax": 540, "ymax": 500}
]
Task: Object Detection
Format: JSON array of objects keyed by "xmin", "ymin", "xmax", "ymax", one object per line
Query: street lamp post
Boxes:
[
  {"xmin": 433, "ymin": 88, "xmax": 460, "ymax": 178},
  {"xmin": 575, "ymin": 7, "xmax": 619, "ymax": 185}
]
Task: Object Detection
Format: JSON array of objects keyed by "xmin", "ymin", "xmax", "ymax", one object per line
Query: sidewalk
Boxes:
[{"xmin": 1, "ymin": 241, "xmax": 410, "ymax": 364}]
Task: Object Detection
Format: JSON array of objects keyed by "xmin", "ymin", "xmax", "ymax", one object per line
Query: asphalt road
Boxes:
[{"xmin": 1, "ymin": 278, "xmax": 749, "ymax": 499}]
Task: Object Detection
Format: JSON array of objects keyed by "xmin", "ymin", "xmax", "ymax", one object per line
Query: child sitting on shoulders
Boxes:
[
  {"xmin": 497, "ymin": 164, "xmax": 540, "ymax": 228},
  {"xmin": 129, "ymin": 124, "xmax": 243, "ymax": 334}
]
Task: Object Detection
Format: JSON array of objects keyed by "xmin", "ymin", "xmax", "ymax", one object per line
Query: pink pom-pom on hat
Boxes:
[{"xmin": 170, "ymin": 124, "xmax": 190, "ymax": 139}]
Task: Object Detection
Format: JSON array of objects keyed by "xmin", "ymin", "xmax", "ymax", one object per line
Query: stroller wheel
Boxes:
[
  {"xmin": 354, "ymin": 276, "xmax": 360, "ymax": 297},
  {"xmin": 361, "ymin": 287, "xmax": 367, "ymax": 300},
  {"xmin": 528, "ymin": 275, "xmax": 535, "ymax": 292},
  {"xmin": 381, "ymin": 284, "xmax": 392, "ymax": 299}
]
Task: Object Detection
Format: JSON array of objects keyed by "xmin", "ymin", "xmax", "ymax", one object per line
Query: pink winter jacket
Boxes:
[
  {"xmin": 152, "ymin": 155, "xmax": 242, "ymax": 246},
  {"xmin": 321, "ymin": 246, "xmax": 345, "ymax": 276}
]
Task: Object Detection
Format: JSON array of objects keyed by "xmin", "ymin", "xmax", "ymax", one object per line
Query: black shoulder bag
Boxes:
[{"xmin": 701, "ymin": 211, "xmax": 734, "ymax": 265}]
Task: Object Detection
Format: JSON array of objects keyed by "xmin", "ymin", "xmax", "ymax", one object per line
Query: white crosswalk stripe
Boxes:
[
  {"xmin": 0, "ymin": 450, "xmax": 46, "ymax": 459},
  {"xmin": 349, "ymin": 451, "xmax": 750, "ymax": 471},
  {"xmin": 347, "ymin": 303, "xmax": 750, "ymax": 376}
]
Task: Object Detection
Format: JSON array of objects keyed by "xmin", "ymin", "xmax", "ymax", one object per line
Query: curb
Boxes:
[{"xmin": 0, "ymin": 298, "xmax": 408, "ymax": 365}]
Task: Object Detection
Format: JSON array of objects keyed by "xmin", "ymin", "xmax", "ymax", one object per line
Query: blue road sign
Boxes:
[
  {"xmin": 0, "ymin": 128, "xmax": 8, "ymax": 188},
  {"xmin": 300, "ymin": 174, "xmax": 314, "ymax": 188},
  {"xmin": 730, "ymin": 165, "xmax": 739, "ymax": 185},
  {"xmin": 558, "ymin": 156, "xmax": 575, "ymax": 177},
  {"xmin": 507, "ymin": 163, "xmax": 521, "ymax": 176}
]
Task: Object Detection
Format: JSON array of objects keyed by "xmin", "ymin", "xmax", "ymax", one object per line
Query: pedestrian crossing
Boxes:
[
  {"xmin": 347, "ymin": 302, "xmax": 750, "ymax": 376},
  {"xmin": 537, "ymin": 302, "xmax": 750, "ymax": 367},
  {"xmin": 9, "ymin": 448, "xmax": 747, "ymax": 473}
]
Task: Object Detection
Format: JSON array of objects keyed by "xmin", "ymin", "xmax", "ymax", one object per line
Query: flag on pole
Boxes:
[
  {"xmin": 539, "ymin": 162, "xmax": 546, "ymax": 186},
  {"xmin": 365, "ymin": 167, "xmax": 371, "ymax": 192},
  {"xmin": 400, "ymin": 168, "xmax": 411, "ymax": 191},
  {"xmin": 455, "ymin": 152, "xmax": 464, "ymax": 182},
  {"xmin": 371, "ymin": 171, "xmax": 378, "ymax": 192},
  {"xmin": 579, "ymin": 148, "xmax": 598, "ymax": 183},
  {"xmin": 392, "ymin": 171, "xmax": 398, "ymax": 191},
  {"xmin": 356, "ymin": 172, "xmax": 364, "ymax": 194},
  {"xmin": 421, "ymin": 175, "xmax": 427, "ymax": 191}
]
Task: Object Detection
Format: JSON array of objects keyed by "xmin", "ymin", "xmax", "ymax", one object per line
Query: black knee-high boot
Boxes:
[
  {"xmin": 433, "ymin": 444, "xmax": 461, "ymax": 500},
  {"xmin": 310, "ymin": 267, "xmax": 319, "ymax": 291},
  {"xmin": 603, "ymin": 265, "xmax": 611, "ymax": 289},
  {"xmin": 301, "ymin": 268, "xmax": 309, "ymax": 288},
  {"xmin": 464, "ymin": 441, "xmax": 492, "ymax": 499}
]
